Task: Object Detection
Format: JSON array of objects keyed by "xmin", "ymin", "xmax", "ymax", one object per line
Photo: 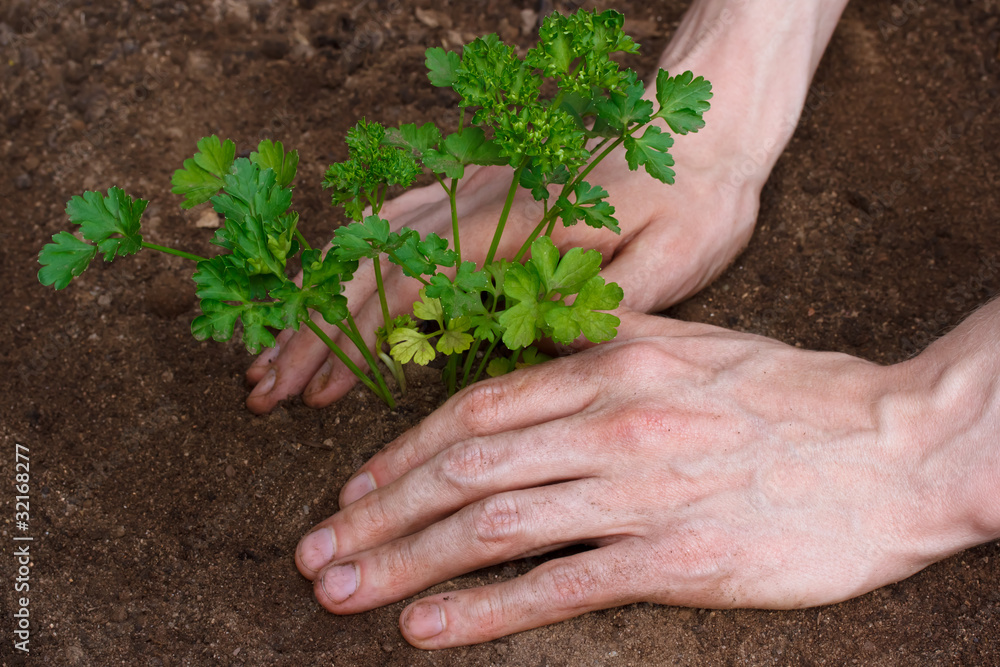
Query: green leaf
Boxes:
[
  {"xmin": 250, "ymin": 139, "xmax": 299, "ymax": 187},
  {"xmin": 498, "ymin": 300, "xmax": 541, "ymax": 350},
  {"xmin": 519, "ymin": 162, "xmax": 570, "ymax": 201},
  {"xmin": 425, "ymin": 47, "xmax": 461, "ymax": 88},
  {"xmin": 426, "ymin": 261, "xmax": 489, "ymax": 319},
  {"xmin": 331, "ymin": 215, "xmax": 393, "ymax": 261},
  {"xmin": 420, "ymin": 149, "xmax": 465, "ymax": 179},
  {"xmin": 65, "ymin": 187, "xmax": 147, "ymax": 261},
  {"xmin": 549, "ymin": 246, "xmax": 604, "ymax": 294},
  {"xmin": 171, "ymin": 136, "xmax": 236, "ymax": 208},
  {"xmin": 624, "ymin": 126, "xmax": 676, "ymax": 184},
  {"xmin": 653, "ymin": 70, "xmax": 713, "ymax": 135},
  {"xmin": 412, "ymin": 290, "xmax": 444, "ymax": 324},
  {"xmin": 38, "ymin": 231, "xmax": 98, "ymax": 289},
  {"xmin": 486, "ymin": 357, "xmax": 514, "ymax": 378},
  {"xmin": 528, "ymin": 235, "xmax": 560, "ymax": 293},
  {"xmin": 595, "ymin": 81, "xmax": 653, "ymax": 133},
  {"xmin": 437, "ymin": 327, "xmax": 474, "ymax": 355},
  {"xmin": 542, "ymin": 276, "xmax": 622, "ymax": 344},
  {"xmin": 384, "ymin": 122, "xmax": 442, "ymax": 156},
  {"xmin": 390, "ymin": 231, "xmax": 458, "ymax": 279},
  {"xmin": 555, "ymin": 181, "xmax": 620, "ymax": 233},
  {"xmin": 388, "ymin": 328, "xmax": 436, "ymax": 365},
  {"xmin": 443, "ymin": 128, "xmax": 506, "ymax": 166}
]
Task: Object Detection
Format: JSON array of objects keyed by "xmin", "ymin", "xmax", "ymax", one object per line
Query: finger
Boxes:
[
  {"xmin": 312, "ymin": 479, "xmax": 627, "ymax": 614},
  {"xmin": 397, "ymin": 539, "xmax": 648, "ymax": 649},
  {"xmin": 245, "ymin": 320, "xmax": 343, "ymax": 414},
  {"xmin": 246, "ymin": 328, "xmax": 296, "ymax": 384},
  {"xmin": 296, "ymin": 413, "xmax": 606, "ymax": 577},
  {"xmin": 337, "ymin": 354, "xmax": 605, "ymax": 507}
]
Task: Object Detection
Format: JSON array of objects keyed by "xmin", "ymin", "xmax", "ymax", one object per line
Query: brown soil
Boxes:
[{"xmin": 2, "ymin": 0, "xmax": 999, "ymax": 665}]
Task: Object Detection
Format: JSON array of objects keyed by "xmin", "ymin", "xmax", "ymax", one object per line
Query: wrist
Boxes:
[
  {"xmin": 888, "ymin": 302, "xmax": 1000, "ymax": 564},
  {"xmin": 654, "ymin": 0, "xmax": 850, "ymax": 190}
]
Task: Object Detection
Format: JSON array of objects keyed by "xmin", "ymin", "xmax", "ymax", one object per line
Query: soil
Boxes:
[{"xmin": 2, "ymin": 0, "xmax": 999, "ymax": 665}]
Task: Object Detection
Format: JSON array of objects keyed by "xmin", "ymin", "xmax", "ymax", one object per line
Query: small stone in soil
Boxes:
[{"xmin": 15, "ymin": 173, "xmax": 32, "ymax": 190}]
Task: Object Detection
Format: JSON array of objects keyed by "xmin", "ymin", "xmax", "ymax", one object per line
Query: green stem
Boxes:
[
  {"xmin": 468, "ymin": 336, "xmax": 501, "ymax": 387},
  {"xmin": 141, "ymin": 242, "xmax": 207, "ymax": 263},
  {"xmin": 305, "ymin": 320, "xmax": 394, "ymax": 407},
  {"xmin": 293, "ymin": 228, "xmax": 311, "ymax": 252},
  {"xmin": 513, "ymin": 213, "xmax": 555, "ymax": 264},
  {"xmin": 372, "ymin": 255, "xmax": 393, "ymax": 336},
  {"xmin": 449, "ymin": 178, "xmax": 461, "ymax": 264},
  {"xmin": 342, "ymin": 313, "xmax": 397, "ymax": 403},
  {"xmin": 484, "ymin": 162, "xmax": 527, "ymax": 266},
  {"xmin": 444, "ymin": 354, "xmax": 458, "ymax": 395}
]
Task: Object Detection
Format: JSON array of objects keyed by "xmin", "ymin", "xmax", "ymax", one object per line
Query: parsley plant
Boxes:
[{"xmin": 38, "ymin": 9, "xmax": 712, "ymax": 408}]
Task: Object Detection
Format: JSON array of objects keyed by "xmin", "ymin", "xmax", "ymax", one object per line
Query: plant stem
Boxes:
[
  {"xmin": 448, "ymin": 178, "xmax": 461, "ymax": 264},
  {"xmin": 305, "ymin": 320, "xmax": 394, "ymax": 407},
  {"xmin": 293, "ymin": 228, "xmax": 311, "ymax": 251},
  {"xmin": 513, "ymin": 214, "xmax": 553, "ymax": 264},
  {"xmin": 468, "ymin": 336, "xmax": 501, "ymax": 386},
  {"xmin": 484, "ymin": 162, "xmax": 526, "ymax": 265},
  {"xmin": 141, "ymin": 242, "xmax": 207, "ymax": 263},
  {"xmin": 444, "ymin": 353, "xmax": 458, "ymax": 395},
  {"xmin": 342, "ymin": 313, "xmax": 398, "ymax": 404},
  {"xmin": 372, "ymin": 255, "xmax": 393, "ymax": 335}
]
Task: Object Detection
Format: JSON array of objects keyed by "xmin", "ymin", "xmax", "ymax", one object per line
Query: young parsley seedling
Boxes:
[{"xmin": 38, "ymin": 8, "xmax": 712, "ymax": 407}]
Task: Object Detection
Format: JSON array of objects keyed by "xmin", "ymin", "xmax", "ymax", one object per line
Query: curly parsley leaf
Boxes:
[
  {"xmin": 38, "ymin": 231, "xmax": 98, "ymax": 289},
  {"xmin": 624, "ymin": 125, "xmax": 676, "ymax": 184},
  {"xmin": 653, "ymin": 70, "xmax": 713, "ymax": 135},
  {"xmin": 555, "ymin": 181, "xmax": 619, "ymax": 233},
  {"xmin": 172, "ymin": 136, "xmax": 236, "ymax": 208}
]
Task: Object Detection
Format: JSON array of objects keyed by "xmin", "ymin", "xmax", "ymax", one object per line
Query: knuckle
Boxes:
[
  {"xmin": 349, "ymin": 496, "xmax": 392, "ymax": 541},
  {"xmin": 469, "ymin": 494, "xmax": 521, "ymax": 544},
  {"xmin": 604, "ymin": 339, "xmax": 676, "ymax": 378},
  {"xmin": 379, "ymin": 540, "xmax": 417, "ymax": 589},
  {"xmin": 386, "ymin": 436, "xmax": 424, "ymax": 477},
  {"xmin": 542, "ymin": 562, "xmax": 598, "ymax": 611},
  {"xmin": 439, "ymin": 440, "xmax": 496, "ymax": 491},
  {"xmin": 605, "ymin": 404, "xmax": 673, "ymax": 451},
  {"xmin": 453, "ymin": 381, "xmax": 508, "ymax": 436},
  {"xmin": 468, "ymin": 591, "xmax": 509, "ymax": 632}
]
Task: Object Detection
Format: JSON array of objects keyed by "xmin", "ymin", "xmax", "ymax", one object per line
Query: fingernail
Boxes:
[
  {"xmin": 341, "ymin": 472, "xmax": 375, "ymax": 506},
  {"xmin": 404, "ymin": 603, "xmax": 445, "ymax": 640},
  {"xmin": 250, "ymin": 368, "xmax": 276, "ymax": 398},
  {"xmin": 305, "ymin": 359, "xmax": 333, "ymax": 396},
  {"xmin": 298, "ymin": 527, "xmax": 337, "ymax": 574},
  {"xmin": 321, "ymin": 564, "xmax": 359, "ymax": 604}
]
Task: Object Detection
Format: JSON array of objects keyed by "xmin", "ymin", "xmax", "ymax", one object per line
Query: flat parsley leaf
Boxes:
[
  {"xmin": 250, "ymin": 139, "xmax": 299, "ymax": 187},
  {"xmin": 555, "ymin": 181, "xmax": 619, "ymax": 233},
  {"xmin": 388, "ymin": 327, "xmax": 436, "ymax": 365},
  {"xmin": 653, "ymin": 70, "xmax": 713, "ymax": 135},
  {"xmin": 38, "ymin": 231, "xmax": 97, "ymax": 290},
  {"xmin": 425, "ymin": 47, "xmax": 461, "ymax": 88},
  {"xmin": 624, "ymin": 126, "xmax": 676, "ymax": 184},
  {"xmin": 172, "ymin": 136, "xmax": 236, "ymax": 208}
]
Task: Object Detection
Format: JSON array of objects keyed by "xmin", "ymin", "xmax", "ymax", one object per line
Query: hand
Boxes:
[{"xmin": 293, "ymin": 312, "xmax": 988, "ymax": 648}]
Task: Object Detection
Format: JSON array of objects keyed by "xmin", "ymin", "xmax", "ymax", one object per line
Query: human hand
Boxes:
[{"xmin": 293, "ymin": 311, "xmax": 991, "ymax": 648}]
